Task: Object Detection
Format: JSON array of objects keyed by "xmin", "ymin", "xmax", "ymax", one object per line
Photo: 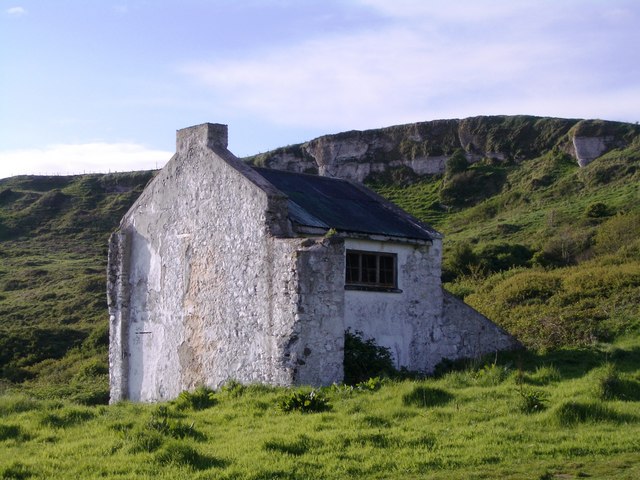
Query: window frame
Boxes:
[{"xmin": 345, "ymin": 249, "xmax": 401, "ymax": 293}]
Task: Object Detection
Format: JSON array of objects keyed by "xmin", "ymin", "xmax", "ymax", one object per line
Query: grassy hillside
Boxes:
[
  {"xmin": 0, "ymin": 172, "xmax": 154, "ymax": 403},
  {"xmin": 0, "ymin": 118, "xmax": 639, "ymax": 478},
  {"xmin": 372, "ymin": 142, "xmax": 640, "ymax": 349}
]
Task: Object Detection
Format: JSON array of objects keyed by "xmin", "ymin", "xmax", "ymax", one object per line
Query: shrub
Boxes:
[
  {"xmin": 220, "ymin": 379, "xmax": 246, "ymax": 398},
  {"xmin": 472, "ymin": 362, "xmax": 511, "ymax": 386},
  {"xmin": 496, "ymin": 271, "xmax": 561, "ymax": 307},
  {"xmin": 439, "ymin": 169, "xmax": 505, "ymax": 207},
  {"xmin": 174, "ymin": 386, "xmax": 216, "ymax": 411},
  {"xmin": 445, "ymin": 149, "xmax": 469, "ymax": 177},
  {"xmin": 476, "ymin": 243, "xmax": 533, "ymax": 274},
  {"xmin": 517, "ymin": 387, "xmax": 547, "ymax": 413},
  {"xmin": 443, "ymin": 242, "xmax": 479, "ymax": 280},
  {"xmin": 585, "ymin": 202, "xmax": 610, "ymax": 218},
  {"xmin": 592, "ymin": 363, "xmax": 623, "ymax": 401},
  {"xmin": 277, "ymin": 390, "xmax": 330, "ymax": 414},
  {"xmin": 356, "ymin": 376, "xmax": 384, "ymax": 392},
  {"xmin": 594, "ymin": 212, "xmax": 640, "ymax": 255},
  {"xmin": 343, "ymin": 329, "xmax": 396, "ymax": 385}
]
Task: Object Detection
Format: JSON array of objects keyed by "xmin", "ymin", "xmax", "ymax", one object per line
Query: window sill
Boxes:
[{"xmin": 345, "ymin": 285, "xmax": 403, "ymax": 293}]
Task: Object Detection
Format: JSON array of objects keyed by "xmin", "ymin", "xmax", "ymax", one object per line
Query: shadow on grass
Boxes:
[
  {"xmin": 550, "ymin": 400, "xmax": 637, "ymax": 426},
  {"xmin": 263, "ymin": 435, "xmax": 321, "ymax": 456},
  {"xmin": 402, "ymin": 386, "xmax": 454, "ymax": 408},
  {"xmin": 154, "ymin": 441, "xmax": 229, "ymax": 470}
]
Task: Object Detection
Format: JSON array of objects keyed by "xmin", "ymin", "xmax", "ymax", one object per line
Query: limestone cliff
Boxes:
[{"xmin": 247, "ymin": 116, "xmax": 639, "ymax": 183}]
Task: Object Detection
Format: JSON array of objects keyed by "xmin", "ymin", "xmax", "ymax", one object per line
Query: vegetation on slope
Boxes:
[
  {"xmin": 371, "ymin": 140, "xmax": 640, "ymax": 349},
  {"xmin": 0, "ymin": 171, "xmax": 155, "ymax": 402}
]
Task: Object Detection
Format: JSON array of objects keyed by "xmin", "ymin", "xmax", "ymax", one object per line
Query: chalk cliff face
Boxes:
[{"xmin": 247, "ymin": 116, "xmax": 639, "ymax": 183}]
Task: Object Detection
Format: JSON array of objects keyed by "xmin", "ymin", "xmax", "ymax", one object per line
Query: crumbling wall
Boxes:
[{"xmin": 288, "ymin": 238, "xmax": 346, "ymax": 385}]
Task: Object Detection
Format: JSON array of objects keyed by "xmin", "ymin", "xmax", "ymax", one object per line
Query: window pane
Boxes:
[
  {"xmin": 346, "ymin": 252, "xmax": 359, "ymax": 283},
  {"xmin": 379, "ymin": 255, "xmax": 394, "ymax": 285},
  {"xmin": 362, "ymin": 254, "xmax": 377, "ymax": 283}
]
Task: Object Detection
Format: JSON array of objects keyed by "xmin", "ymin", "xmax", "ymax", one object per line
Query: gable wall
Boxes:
[{"xmin": 109, "ymin": 138, "xmax": 301, "ymax": 402}]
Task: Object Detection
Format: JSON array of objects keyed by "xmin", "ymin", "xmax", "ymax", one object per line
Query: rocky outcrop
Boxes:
[{"xmin": 247, "ymin": 116, "xmax": 639, "ymax": 183}]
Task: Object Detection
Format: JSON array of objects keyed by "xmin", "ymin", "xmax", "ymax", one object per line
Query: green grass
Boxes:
[{"xmin": 1, "ymin": 341, "xmax": 639, "ymax": 479}]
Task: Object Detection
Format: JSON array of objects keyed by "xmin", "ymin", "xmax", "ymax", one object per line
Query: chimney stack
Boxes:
[{"xmin": 176, "ymin": 123, "xmax": 228, "ymax": 155}]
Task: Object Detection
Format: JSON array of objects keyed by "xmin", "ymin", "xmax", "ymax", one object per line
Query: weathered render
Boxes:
[{"xmin": 108, "ymin": 123, "xmax": 520, "ymax": 403}]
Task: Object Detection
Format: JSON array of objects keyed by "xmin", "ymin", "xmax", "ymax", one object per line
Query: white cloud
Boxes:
[
  {"xmin": 178, "ymin": 0, "xmax": 639, "ymax": 131},
  {"xmin": 0, "ymin": 143, "xmax": 173, "ymax": 179},
  {"xmin": 6, "ymin": 6, "xmax": 27, "ymax": 17}
]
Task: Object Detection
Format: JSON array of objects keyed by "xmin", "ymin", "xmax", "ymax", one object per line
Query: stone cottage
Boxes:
[{"xmin": 108, "ymin": 123, "xmax": 519, "ymax": 403}]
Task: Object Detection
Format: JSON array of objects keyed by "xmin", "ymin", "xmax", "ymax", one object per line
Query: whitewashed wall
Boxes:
[{"xmin": 343, "ymin": 238, "xmax": 444, "ymax": 372}]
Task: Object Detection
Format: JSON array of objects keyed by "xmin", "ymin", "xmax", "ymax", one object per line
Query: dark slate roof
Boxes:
[{"xmin": 253, "ymin": 167, "xmax": 436, "ymax": 241}]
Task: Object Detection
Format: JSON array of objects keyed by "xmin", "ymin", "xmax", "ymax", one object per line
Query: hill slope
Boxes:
[{"xmin": 0, "ymin": 116, "xmax": 639, "ymax": 402}]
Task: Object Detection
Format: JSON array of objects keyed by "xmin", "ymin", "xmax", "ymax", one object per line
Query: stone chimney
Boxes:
[{"xmin": 176, "ymin": 123, "xmax": 228, "ymax": 155}]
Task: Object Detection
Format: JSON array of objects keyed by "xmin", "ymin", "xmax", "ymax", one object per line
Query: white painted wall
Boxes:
[{"xmin": 343, "ymin": 238, "xmax": 443, "ymax": 372}]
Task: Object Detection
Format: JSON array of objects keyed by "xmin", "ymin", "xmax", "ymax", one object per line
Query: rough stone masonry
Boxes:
[{"xmin": 108, "ymin": 123, "xmax": 520, "ymax": 403}]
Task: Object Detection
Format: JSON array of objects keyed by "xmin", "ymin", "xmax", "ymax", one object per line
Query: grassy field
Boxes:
[{"xmin": 1, "ymin": 338, "xmax": 639, "ymax": 479}]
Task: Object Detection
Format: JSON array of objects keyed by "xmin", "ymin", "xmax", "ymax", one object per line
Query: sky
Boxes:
[{"xmin": 1, "ymin": 0, "xmax": 639, "ymax": 179}]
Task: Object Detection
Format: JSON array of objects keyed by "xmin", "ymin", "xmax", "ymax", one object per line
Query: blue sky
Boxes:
[{"xmin": 1, "ymin": 0, "xmax": 639, "ymax": 179}]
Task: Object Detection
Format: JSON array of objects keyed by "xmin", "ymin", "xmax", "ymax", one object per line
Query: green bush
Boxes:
[
  {"xmin": 472, "ymin": 362, "xmax": 511, "ymax": 386},
  {"xmin": 128, "ymin": 429, "xmax": 165, "ymax": 453},
  {"xmin": 277, "ymin": 390, "xmax": 330, "ymax": 414},
  {"xmin": 220, "ymin": 379, "xmax": 246, "ymax": 398},
  {"xmin": 343, "ymin": 329, "xmax": 396, "ymax": 385},
  {"xmin": 174, "ymin": 386, "xmax": 216, "ymax": 411},
  {"xmin": 439, "ymin": 169, "xmax": 506, "ymax": 207},
  {"xmin": 517, "ymin": 387, "xmax": 547, "ymax": 413},
  {"xmin": 592, "ymin": 363, "xmax": 624, "ymax": 401},
  {"xmin": 443, "ymin": 242, "xmax": 479, "ymax": 280},
  {"xmin": 495, "ymin": 271, "xmax": 561, "ymax": 307},
  {"xmin": 477, "ymin": 243, "xmax": 533, "ymax": 274},
  {"xmin": 585, "ymin": 202, "xmax": 610, "ymax": 218},
  {"xmin": 445, "ymin": 149, "xmax": 469, "ymax": 177},
  {"xmin": 594, "ymin": 212, "xmax": 640, "ymax": 255}
]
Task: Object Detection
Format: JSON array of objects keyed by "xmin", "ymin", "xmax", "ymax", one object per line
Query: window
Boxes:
[{"xmin": 345, "ymin": 250, "xmax": 399, "ymax": 292}]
